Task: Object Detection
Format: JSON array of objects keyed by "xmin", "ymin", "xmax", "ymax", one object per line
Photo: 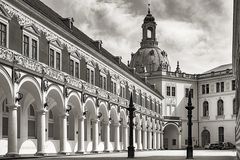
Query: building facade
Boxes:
[
  {"xmin": 0, "ymin": 0, "xmax": 164, "ymax": 156},
  {"xmin": 130, "ymin": 5, "xmax": 236, "ymax": 150}
]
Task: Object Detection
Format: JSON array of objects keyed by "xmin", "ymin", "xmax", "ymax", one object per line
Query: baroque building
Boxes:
[
  {"xmin": 0, "ymin": 0, "xmax": 164, "ymax": 156},
  {"xmin": 130, "ymin": 5, "xmax": 236, "ymax": 150}
]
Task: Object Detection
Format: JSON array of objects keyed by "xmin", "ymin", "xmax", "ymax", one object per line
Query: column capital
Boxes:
[
  {"xmin": 61, "ymin": 112, "xmax": 69, "ymax": 118},
  {"xmin": 78, "ymin": 116, "xmax": 85, "ymax": 121},
  {"xmin": 36, "ymin": 108, "xmax": 48, "ymax": 115},
  {"xmin": 91, "ymin": 119, "xmax": 99, "ymax": 124},
  {"xmin": 8, "ymin": 104, "xmax": 19, "ymax": 110}
]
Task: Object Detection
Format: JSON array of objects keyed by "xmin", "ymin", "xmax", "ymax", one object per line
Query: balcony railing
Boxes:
[{"xmin": 164, "ymin": 116, "xmax": 180, "ymax": 120}]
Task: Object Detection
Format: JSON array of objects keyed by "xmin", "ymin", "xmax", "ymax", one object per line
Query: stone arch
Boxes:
[
  {"xmin": 201, "ymin": 129, "xmax": 210, "ymax": 147},
  {"xmin": 66, "ymin": 91, "xmax": 82, "ymax": 141},
  {"xmin": 98, "ymin": 102, "xmax": 109, "ymax": 143},
  {"xmin": 84, "ymin": 98, "xmax": 97, "ymax": 120},
  {"xmin": 45, "ymin": 84, "xmax": 64, "ymax": 141},
  {"xmin": 0, "ymin": 65, "xmax": 13, "ymax": 103},
  {"xmin": 163, "ymin": 123, "xmax": 180, "ymax": 150}
]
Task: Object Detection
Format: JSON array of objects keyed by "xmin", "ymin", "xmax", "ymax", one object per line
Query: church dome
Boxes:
[
  {"xmin": 130, "ymin": 47, "xmax": 170, "ymax": 73},
  {"xmin": 144, "ymin": 13, "xmax": 155, "ymax": 23}
]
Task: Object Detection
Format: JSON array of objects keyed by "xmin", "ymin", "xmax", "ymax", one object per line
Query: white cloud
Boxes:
[{"xmin": 41, "ymin": 0, "xmax": 233, "ymax": 74}]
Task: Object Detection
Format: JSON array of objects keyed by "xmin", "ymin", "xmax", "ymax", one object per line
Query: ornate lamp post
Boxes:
[
  {"xmin": 127, "ymin": 93, "xmax": 136, "ymax": 158},
  {"xmin": 185, "ymin": 90, "xmax": 194, "ymax": 159}
]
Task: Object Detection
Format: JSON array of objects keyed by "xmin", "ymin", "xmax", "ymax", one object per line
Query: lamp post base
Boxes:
[
  {"xmin": 128, "ymin": 146, "xmax": 135, "ymax": 158},
  {"xmin": 186, "ymin": 146, "xmax": 193, "ymax": 159}
]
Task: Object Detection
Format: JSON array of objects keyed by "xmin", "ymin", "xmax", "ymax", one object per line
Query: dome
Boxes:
[
  {"xmin": 130, "ymin": 47, "xmax": 171, "ymax": 73},
  {"xmin": 144, "ymin": 13, "xmax": 155, "ymax": 23}
]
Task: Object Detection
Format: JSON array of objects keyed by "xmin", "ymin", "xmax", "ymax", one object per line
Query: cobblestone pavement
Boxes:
[{"xmin": 1, "ymin": 150, "xmax": 236, "ymax": 160}]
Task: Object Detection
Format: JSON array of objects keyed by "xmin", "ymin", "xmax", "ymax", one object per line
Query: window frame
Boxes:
[
  {"xmin": 22, "ymin": 30, "xmax": 39, "ymax": 60},
  {"xmin": 0, "ymin": 17, "xmax": 9, "ymax": 48},
  {"xmin": 86, "ymin": 65, "xmax": 95, "ymax": 85},
  {"xmin": 69, "ymin": 56, "xmax": 80, "ymax": 78},
  {"xmin": 49, "ymin": 44, "xmax": 62, "ymax": 70}
]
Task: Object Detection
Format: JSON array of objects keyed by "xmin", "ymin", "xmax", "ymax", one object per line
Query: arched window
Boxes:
[
  {"xmin": 203, "ymin": 101, "xmax": 209, "ymax": 117},
  {"xmin": 147, "ymin": 27, "xmax": 153, "ymax": 39},
  {"xmin": 217, "ymin": 99, "xmax": 224, "ymax": 116},
  {"xmin": 2, "ymin": 98, "xmax": 8, "ymax": 137},
  {"xmin": 28, "ymin": 104, "xmax": 36, "ymax": 138},
  {"xmin": 48, "ymin": 110, "xmax": 54, "ymax": 139},
  {"xmin": 201, "ymin": 129, "xmax": 210, "ymax": 147},
  {"xmin": 233, "ymin": 98, "xmax": 237, "ymax": 115}
]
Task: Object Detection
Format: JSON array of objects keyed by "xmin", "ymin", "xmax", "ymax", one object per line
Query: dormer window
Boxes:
[{"xmin": 22, "ymin": 25, "xmax": 39, "ymax": 60}]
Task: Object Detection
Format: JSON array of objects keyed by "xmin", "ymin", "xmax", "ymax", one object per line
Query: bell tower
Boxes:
[{"xmin": 141, "ymin": 3, "xmax": 158, "ymax": 48}]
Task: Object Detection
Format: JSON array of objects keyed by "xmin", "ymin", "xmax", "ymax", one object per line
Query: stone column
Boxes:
[
  {"xmin": 142, "ymin": 129, "xmax": 147, "ymax": 150},
  {"xmin": 152, "ymin": 130, "xmax": 156, "ymax": 150},
  {"xmin": 6, "ymin": 105, "xmax": 19, "ymax": 157},
  {"xmin": 136, "ymin": 127, "xmax": 142, "ymax": 150},
  {"xmin": 92, "ymin": 119, "xmax": 98, "ymax": 153},
  {"xmin": 36, "ymin": 109, "xmax": 47, "ymax": 156},
  {"xmin": 103, "ymin": 122, "xmax": 110, "ymax": 152},
  {"xmin": 114, "ymin": 123, "xmax": 120, "ymax": 151},
  {"xmin": 160, "ymin": 131, "xmax": 164, "ymax": 149},
  {"xmin": 123, "ymin": 125, "xmax": 128, "ymax": 151},
  {"xmin": 77, "ymin": 117, "xmax": 85, "ymax": 154},
  {"xmin": 179, "ymin": 133, "xmax": 182, "ymax": 149},
  {"xmin": 156, "ymin": 131, "xmax": 160, "ymax": 150},
  {"xmin": 59, "ymin": 113, "xmax": 69, "ymax": 155}
]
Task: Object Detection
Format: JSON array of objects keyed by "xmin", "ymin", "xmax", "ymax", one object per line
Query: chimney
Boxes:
[
  {"xmin": 114, "ymin": 56, "xmax": 122, "ymax": 64},
  {"xmin": 93, "ymin": 40, "xmax": 103, "ymax": 50},
  {"xmin": 61, "ymin": 17, "xmax": 74, "ymax": 30}
]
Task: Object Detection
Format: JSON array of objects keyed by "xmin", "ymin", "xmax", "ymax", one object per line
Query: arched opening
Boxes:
[
  {"xmin": 2, "ymin": 98, "xmax": 8, "ymax": 137},
  {"xmin": 147, "ymin": 27, "xmax": 153, "ymax": 39},
  {"xmin": 163, "ymin": 123, "xmax": 179, "ymax": 150},
  {"xmin": 98, "ymin": 103, "xmax": 109, "ymax": 151},
  {"xmin": 201, "ymin": 129, "xmax": 210, "ymax": 147},
  {"xmin": 110, "ymin": 107, "xmax": 119, "ymax": 151},
  {"xmin": 203, "ymin": 101, "xmax": 209, "ymax": 117},
  {"xmin": 83, "ymin": 98, "xmax": 97, "ymax": 152},
  {"xmin": 217, "ymin": 99, "xmax": 224, "ymax": 116},
  {"xmin": 28, "ymin": 104, "xmax": 36, "ymax": 138}
]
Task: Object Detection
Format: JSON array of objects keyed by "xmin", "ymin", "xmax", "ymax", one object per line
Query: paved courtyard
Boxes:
[{"xmin": 3, "ymin": 150, "xmax": 236, "ymax": 160}]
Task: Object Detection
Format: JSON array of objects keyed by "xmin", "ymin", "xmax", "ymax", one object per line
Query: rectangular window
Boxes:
[
  {"xmin": 114, "ymin": 82, "xmax": 116, "ymax": 94},
  {"xmin": 172, "ymin": 139, "xmax": 176, "ymax": 145},
  {"xmin": 167, "ymin": 86, "xmax": 171, "ymax": 96},
  {"xmin": 216, "ymin": 82, "xmax": 220, "ymax": 93},
  {"xmin": 185, "ymin": 88, "xmax": 189, "ymax": 97},
  {"xmin": 2, "ymin": 117, "xmax": 8, "ymax": 136},
  {"xmin": 0, "ymin": 22, "xmax": 6, "ymax": 47},
  {"xmin": 56, "ymin": 52, "xmax": 61, "ymax": 70},
  {"xmin": 49, "ymin": 49, "xmax": 54, "ymax": 68},
  {"xmin": 232, "ymin": 80, "xmax": 236, "ymax": 91},
  {"xmin": 28, "ymin": 120, "xmax": 36, "ymax": 138},
  {"xmin": 70, "ymin": 59, "xmax": 74, "ymax": 76},
  {"xmin": 103, "ymin": 77, "xmax": 106, "ymax": 90},
  {"xmin": 48, "ymin": 123, "xmax": 54, "ymax": 138},
  {"xmin": 206, "ymin": 84, "xmax": 209, "ymax": 94},
  {"xmin": 32, "ymin": 39, "xmax": 37, "ymax": 60},
  {"xmin": 91, "ymin": 70, "xmax": 94, "ymax": 85},
  {"xmin": 111, "ymin": 81, "xmax": 113, "ymax": 93},
  {"xmin": 75, "ymin": 62, "xmax": 79, "ymax": 78},
  {"xmin": 86, "ymin": 68, "xmax": 90, "ymax": 83},
  {"xmin": 172, "ymin": 87, "xmax": 176, "ymax": 96},
  {"xmin": 202, "ymin": 85, "xmax": 205, "ymax": 94},
  {"xmin": 190, "ymin": 89, "xmax": 193, "ymax": 98},
  {"xmin": 221, "ymin": 82, "xmax": 224, "ymax": 92},
  {"xmin": 99, "ymin": 75, "xmax": 103, "ymax": 88},
  {"xmin": 218, "ymin": 127, "xmax": 224, "ymax": 143},
  {"xmin": 23, "ymin": 35, "xmax": 29, "ymax": 57}
]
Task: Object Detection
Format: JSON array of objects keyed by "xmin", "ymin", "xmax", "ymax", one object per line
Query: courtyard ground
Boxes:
[{"xmin": 1, "ymin": 150, "xmax": 236, "ymax": 160}]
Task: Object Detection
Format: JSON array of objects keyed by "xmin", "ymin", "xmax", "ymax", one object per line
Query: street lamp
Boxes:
[
  {"xmin": 185, "ymin": 90, "xmax": 194, "ymax": 159},
  {"xmin": 127, "ymin": 93, "xmax": 136, "ymax": 158}
]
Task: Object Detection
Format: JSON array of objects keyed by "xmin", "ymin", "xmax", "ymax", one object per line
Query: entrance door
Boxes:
[{"xmin": 201, "ymin": 129, "xmax": 210, "ymax": 147}]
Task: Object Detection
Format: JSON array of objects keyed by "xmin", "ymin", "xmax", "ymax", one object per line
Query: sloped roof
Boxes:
[
  {"xmin": 20, "ymin": 0, "xmax": 163, "ymax": 98},
  {"xmin": 203, "ymin": 63, "xmax": 232, "ymax": 74}
]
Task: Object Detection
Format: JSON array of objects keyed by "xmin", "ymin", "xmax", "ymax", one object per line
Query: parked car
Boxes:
[
  {"xmin": 208, "ymin": 143, "xmax": 222, "ymax": 150},
  {"xmin": 221, "ymin": 142, "xmax": 236, "ymax": 150}
]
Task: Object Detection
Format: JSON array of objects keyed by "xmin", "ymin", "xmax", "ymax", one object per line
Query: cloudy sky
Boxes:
[{"xmin": 41, "ymin": 0, "xmax": 233, "ymax": 74}]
